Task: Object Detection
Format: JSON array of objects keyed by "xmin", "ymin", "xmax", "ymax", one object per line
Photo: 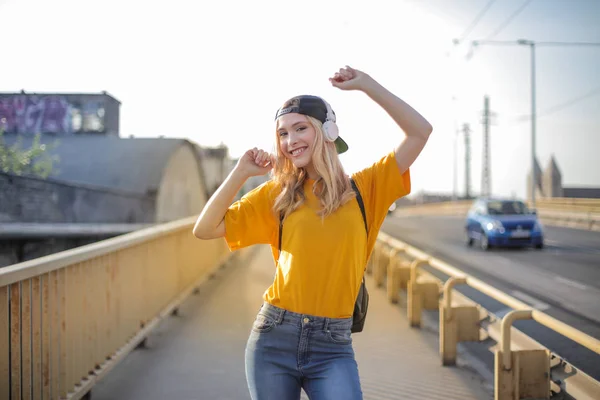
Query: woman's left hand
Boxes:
[{"xmin": 329, "ymin": 65, "xmax": 374, "ymax": 92}]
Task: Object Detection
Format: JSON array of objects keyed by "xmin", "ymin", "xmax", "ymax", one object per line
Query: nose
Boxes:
[{"xmin": 287, "ymin": 131, "xmax": 299, "ymax": 147}]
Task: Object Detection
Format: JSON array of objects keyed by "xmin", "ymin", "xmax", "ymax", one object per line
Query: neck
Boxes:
[{"xmin": 305, "ymin": 163, "xmax": 318, "ymax": 180}]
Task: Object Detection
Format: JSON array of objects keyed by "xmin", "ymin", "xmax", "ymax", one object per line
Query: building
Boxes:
[
  {"xmin": 528, "ymin": 155, "xmax": 600, "ymax": 199},
  {"xmin": 0, "ymin": 91, "xmax": 120, "ymax": 136}
]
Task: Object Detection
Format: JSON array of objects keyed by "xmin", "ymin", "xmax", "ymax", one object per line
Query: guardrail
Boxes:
[
  {"xmin": 0, "ymin": 216, "xmax": 230, "ymax": 400},
  {"xmin": 535, "ymin": 198, "xmax": 600, "ymax": 214},
  {"xmin": 395, "ymin": 198, "xmax": 600, "ymax": 231},
  {"xmin": 371, "ymin": 231, "xmax": 600, "ymax": 400}
]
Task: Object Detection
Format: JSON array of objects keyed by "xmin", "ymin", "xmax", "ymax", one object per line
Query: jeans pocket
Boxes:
[
  {"xmin": 326, "ymin": 328, "xmax": 352, "ymax": 345},
  {"xmin": 252, "ymin": 314, "xmax": 276, "ymax": 333}
]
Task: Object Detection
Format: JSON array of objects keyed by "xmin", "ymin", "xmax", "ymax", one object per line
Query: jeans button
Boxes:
[{"xmin": 303, "ymin": 317, "xmax": 309, "ymax": 324}]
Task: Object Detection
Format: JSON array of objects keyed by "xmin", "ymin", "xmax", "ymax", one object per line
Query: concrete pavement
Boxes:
[{"xmin": 91, "ymin": 244, "xmax": 492, "ymax": 400}]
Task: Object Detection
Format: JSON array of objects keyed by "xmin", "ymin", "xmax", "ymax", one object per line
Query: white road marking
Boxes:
[
  {"xmin": 544, "ymin": 239, "xmax": 600, "ymax": 254},
  {"xmin": 511, "ymin": 290, "xmax": 551, "ymax": 311},
  {"xmin": 553, "ymin": 276, "xmax": 589, "ymax": 291},
  {"xmin": 545, "ymin": 239, "xmax": 561, "ymax": 246}
]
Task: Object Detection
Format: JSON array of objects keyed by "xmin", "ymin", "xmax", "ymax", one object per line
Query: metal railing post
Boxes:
[
  {"xmin": 496, "ymin": 310, "xmax": 550, "ymax": 400},
  {"xmin": 386, "ymin": 249, "xmax": 402, "ymax": 304},
  {"xmin": 440, "ymin": 277, "xmax": 467, "ymax": 365},
  {"xmin": 407, "ymin": 259, "xmax": 429, "ymax": 327},
  {"xmin": 374, "ymin": 243, "xmax": 389, "ymax": 288}
]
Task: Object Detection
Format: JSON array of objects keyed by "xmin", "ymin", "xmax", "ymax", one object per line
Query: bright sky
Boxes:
[{"xmin": 2, "ymin": 0, "xmax": 599, "ymax": 198}]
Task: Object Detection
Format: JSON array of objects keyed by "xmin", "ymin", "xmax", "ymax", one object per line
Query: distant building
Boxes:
[
  {"xmin": 528, "ymin": 155, "xmax": 600, "ymax": 199},
  {"xmin": 0, "ymin": 91, "xmax": 120, "ymax": 136},
  {"xmin": 542, "ymin": 156, "xmax": 563, "ymax": 198},
  {"xmin": 526, "ymin": 158, "xmax": 546, "ymax": 200},
  {"xmin": 198, "ymin": 145, "xmax": 230, "ymax": 197}
]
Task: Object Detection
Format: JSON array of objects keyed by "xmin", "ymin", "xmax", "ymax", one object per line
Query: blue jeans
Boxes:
[{"xmin": 245, "ymin": 302, "xmax": 363, "ymax": 400}]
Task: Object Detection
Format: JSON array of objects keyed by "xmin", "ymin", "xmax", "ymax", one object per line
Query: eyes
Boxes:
[{"xmin": 278, "ymin": 125, "xmax": 307, "ymax": 137}]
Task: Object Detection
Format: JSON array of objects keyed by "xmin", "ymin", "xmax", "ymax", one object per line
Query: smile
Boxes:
[{"xmin": 290, "ymin": 147, "xmax": 307, "ymax": 157}]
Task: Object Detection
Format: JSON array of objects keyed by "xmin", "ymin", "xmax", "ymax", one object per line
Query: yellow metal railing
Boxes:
[
  {"xmin": 372, "ymin": 231, "xmax": 600, "ymax": 400},
  {"xmin": 0, "ymin": 216, "xmax": 230, "ymax": 400},
  {"xmin": 534, "ymin": 197, "xmax": 600, "ymax": 214},
  {"xmin": 395, "ymin": 198, "xmax": 600, "ymax": 231}
]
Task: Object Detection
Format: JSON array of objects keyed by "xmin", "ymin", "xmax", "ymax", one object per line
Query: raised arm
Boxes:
[
  {"xmin": 192, "ymin": 148, "xmax": 273, "ymax": 240},
  {"xmin": 330, "ymin": 66, "xmax": 433, "ymax": 174}
]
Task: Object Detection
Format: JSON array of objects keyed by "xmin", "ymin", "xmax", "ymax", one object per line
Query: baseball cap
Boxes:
[{"xmin": 275, "ymin": 95, "xmax": 348, "ymax": 154}]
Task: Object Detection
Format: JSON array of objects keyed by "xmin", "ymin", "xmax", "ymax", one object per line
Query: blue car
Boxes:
[{"xmin": 465, "ymin": 198, "xmax": 544, "ymax": 250}]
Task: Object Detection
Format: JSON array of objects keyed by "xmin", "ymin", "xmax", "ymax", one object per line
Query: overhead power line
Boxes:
[
  {"xmin": 484, "ymin": 0, "xmax": 533, "ymax": 40},
  {"xmin": 538, "ymin": 86, "xmax": 600, "ymax": 117},
  {"xmin": 537, "ymin": 41, "xmax": 600, "ymax": 47},
  {"xmin": 455, "ymin": 0, "xmax": 497, "ymax": 45},
  {"xmin": 466, "ymin": 39, "xmax": 600, "ymax": 61},
  {"xmin": 508, "ymin": 86, "xmax": 600, "ymax": 124},
  {"xmin": 471, "ymin": 40, "xmax": 600, "ymax": 47}
]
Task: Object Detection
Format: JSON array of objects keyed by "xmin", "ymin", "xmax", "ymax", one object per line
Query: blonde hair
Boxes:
[{"xmin": 272, "ymin": 115, "xmax": 355, "ymax": 219}]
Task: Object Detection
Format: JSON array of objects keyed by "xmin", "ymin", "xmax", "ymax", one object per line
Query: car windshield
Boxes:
[{"xmin": 487, "ymin": 201, "xmax": 529, "ymax": 215}]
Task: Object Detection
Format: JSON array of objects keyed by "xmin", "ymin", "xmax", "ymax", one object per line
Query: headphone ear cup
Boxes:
[{"xmin": 323, "ymin": 120, "xmax": 339, "ymax": 142}]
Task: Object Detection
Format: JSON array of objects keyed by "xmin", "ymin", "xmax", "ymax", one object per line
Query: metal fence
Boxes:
[
  {"xmin": 0, "ymin": 216, "xmax": 230, "ymax": 400},
  {"xmin": 371, "ymin": 231, "xmax": 600, "ymax": 399}
]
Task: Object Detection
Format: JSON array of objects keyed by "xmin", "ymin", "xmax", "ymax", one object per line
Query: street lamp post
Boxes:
[{"xmin": 517, "ymin": 39, "xmax": 537, "ymax": 209}]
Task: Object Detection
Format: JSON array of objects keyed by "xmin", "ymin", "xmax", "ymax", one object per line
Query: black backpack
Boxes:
[{"xmin": 278, "ymin": 178, "xmax": 369, "ymax": 333}]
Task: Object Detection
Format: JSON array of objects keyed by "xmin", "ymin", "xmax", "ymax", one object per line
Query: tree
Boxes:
[{"xmin": 0, "ymin": 124, "xmax": 60, "ymax": 179}]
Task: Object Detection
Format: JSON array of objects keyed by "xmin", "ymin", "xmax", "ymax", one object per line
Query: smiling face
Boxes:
[{"xmin": 276, "ymin": 113, "xmax": 318, "ymax": 175}]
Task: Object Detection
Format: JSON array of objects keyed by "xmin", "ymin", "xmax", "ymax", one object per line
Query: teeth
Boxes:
[{"xmin": 291, "ymin": 148, "xmax": 305, "ymax": 156}]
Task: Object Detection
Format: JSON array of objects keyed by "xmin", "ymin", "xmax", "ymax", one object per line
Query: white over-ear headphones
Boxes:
[{"xmin": 321, "ymin": 98, "xmax": 339, "ymax": 142}]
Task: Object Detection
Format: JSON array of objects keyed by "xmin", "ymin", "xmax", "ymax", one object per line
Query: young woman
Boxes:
[{"xmin": 193, "ymin": 65, "xmax": 432, "ymax": 400}]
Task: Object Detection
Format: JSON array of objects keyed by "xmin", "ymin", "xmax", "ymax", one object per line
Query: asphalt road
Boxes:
[{"xmin": 382, "ymin": 214, "xmax": 600, "ymax": 381}]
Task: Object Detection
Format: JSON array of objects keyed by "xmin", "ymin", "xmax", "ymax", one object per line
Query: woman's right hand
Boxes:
[{"xmin": 236, "ymin": 148, "xmax": 275, "ymax": 177}]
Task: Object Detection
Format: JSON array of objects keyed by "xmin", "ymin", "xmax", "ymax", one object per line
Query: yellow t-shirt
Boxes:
[{"xmin": 224, "ymin": 151, "xmax": 411, "ymax": 318}]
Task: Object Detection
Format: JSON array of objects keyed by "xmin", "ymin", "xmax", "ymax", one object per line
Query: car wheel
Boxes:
[
  {"xmin": 535, "ymin": 242, "xmax": 544, "ymax": 250},
  {"xmin": 466, "ymin": 231, "xmax": 474, "ymax": 247},
  {"xmin": 480, "ymin": 234, "xmax": 490, "ymax": 251}
]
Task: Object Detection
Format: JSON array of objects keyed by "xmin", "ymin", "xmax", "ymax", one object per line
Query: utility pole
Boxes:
[
  {"xmin": 463, "ymin": 123, "xmax": 472, "ymax": 199},
  {"xmin": 480, "ymin": 95, "xmax": 495, "ymax": 197}
]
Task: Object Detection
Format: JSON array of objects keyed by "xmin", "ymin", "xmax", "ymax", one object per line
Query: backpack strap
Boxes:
[
  {"xmin": 278, "ymin": 213, "xmax": 284, "ymax": 255},
  {"xmin": 278, "ymin": 177, "xmax": 368, "ymax": 256},
  {"xmin": 350, "ymin": 178, "xmax": 369, "ymax": 274},
  {"xmin": 350, "ymin": 178, "xmax": 368, "ymax": 234}
]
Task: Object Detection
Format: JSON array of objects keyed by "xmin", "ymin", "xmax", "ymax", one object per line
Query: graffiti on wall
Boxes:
[{"xmin": 0, "ymin": 95, "xmax": 105, "ymax": 134}]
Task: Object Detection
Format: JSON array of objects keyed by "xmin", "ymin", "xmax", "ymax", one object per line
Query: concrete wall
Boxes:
[
  {"xmin": 0, "ymin": 172, "xmax": 155, "ymax": 223},
  {"xmin": 155, "ymin": 144, "xmax": 207, "ymax": 222},
  {"xmin": 0, "ymin": 237, "xmax": 101, "ymax": 268},
  {"xmin": 0, "ymin": 172, "xmax": 156, "ymax": 267}
]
